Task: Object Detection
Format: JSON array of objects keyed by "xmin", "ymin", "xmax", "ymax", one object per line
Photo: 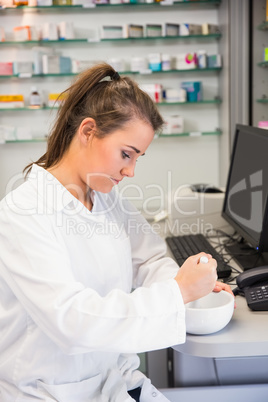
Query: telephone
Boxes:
[{"xmin": 234, "ymin": 266, "xmax": 268, "ymax": 311}]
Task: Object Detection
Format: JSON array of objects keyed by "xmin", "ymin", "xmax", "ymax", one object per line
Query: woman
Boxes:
[{"xmin": 0, "ymin": 63, "xmax": 231, "ymax": 401}]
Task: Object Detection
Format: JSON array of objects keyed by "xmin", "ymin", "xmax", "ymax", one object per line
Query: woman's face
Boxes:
[{"xmin": 81, "ymin": 119, "xmax": 155, "ymax": 193}]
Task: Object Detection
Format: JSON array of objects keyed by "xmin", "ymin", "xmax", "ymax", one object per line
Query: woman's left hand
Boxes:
[{"xmin": 213, "ymin": 281, "xmax": 236, "ymax": 308}]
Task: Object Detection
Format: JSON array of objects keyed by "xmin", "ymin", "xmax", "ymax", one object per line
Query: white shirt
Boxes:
[{"xmin": 0, "ymin": 164, "xmax": 186, "ymax": 401}]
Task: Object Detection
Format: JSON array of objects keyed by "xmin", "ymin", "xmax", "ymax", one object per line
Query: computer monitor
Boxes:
[{"xmin": 222, "ymin": 124, "xmax": 268, "ymax": 270}]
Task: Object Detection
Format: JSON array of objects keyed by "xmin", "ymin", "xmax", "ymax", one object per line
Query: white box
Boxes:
[
  {"xmin": 162, "ymin": 115, "xmax": 184, "ymax": 135},
  {"xmin": 58, "ymin": 22, "xmax": 74, "ymax": 40},
  {"xmin": 175, "ymin": 53, "xmax": 197, "ymax": 70},
  {"xmin": 140, "ymin": 84, "xmax": 163, "ymax": 103}
]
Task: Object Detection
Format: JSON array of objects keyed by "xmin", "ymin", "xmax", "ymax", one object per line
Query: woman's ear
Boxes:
[{"xmin": 78, "ymin": 118, "xmax": 97, "ymax": 145}]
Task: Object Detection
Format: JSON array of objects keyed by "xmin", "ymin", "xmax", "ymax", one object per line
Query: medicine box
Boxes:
[
  {"xmin": 164, "ymin": 88, "xmax": 186, "ymax": 103},
  {"xmin": 13, "ymin": 26, "xmax": 32, "ymax": 41},
  {"xmin": 128, "ymin": 25, "xmax": 143, "ymax": 38},
  {"xmin": 48, "ymin": 93, "xmax": 67, "ymax": 108},
  {"xmin": 165, "ymin": 23, "xmax": 180, "ymax": 37},
  {"xmin": 146, "ymin": 24, "xmax": 162, "ymax": 37},
  {"xmin": 130, "ymin": 57, "xmax": 148, "ymax": 72},
  {"xmin": 58, "ymin": 22, "xmax": 74, "ymax": 40},
  {"xmin": 101, "ymin": 26, "xmax": 123, "ymax": 39},
  {"xmin": 207, "ymin": 54, "xmax": 222, "ymax": 68},
  {"xmin": 202, "ymin": 23, "xmax": 220, "ymax": 35},
  {"xmin": 140, "ymin": 84, "xmax": 163, "ymax": 103},
  {"xmin": 175, "ymin": 53, "xmax": 197, "ymax": 70},
  {"xmin": 0, "ymin": 95, "xmax": 24, "ymax": 109},
  {"xmin": 179, "ymin": 24, "xmax": 202, "ymax": 36},
  {"xmin": 180, "ymin": 81, "xmax": 202, "ymax": 102},
  {"xmin": 162, "ymin": 115, "xmax": 184, "ymax": 135},
  {"xmin": 13, "ymin": 61, "xmax": 33, "ymax": 75},
  {"xmin": 148, "ymin": 54, "xmax": 161, "ymax": 72},
  {"xmin": 0, "ymin": 62, "xmax": 13, "ymax": 75}
]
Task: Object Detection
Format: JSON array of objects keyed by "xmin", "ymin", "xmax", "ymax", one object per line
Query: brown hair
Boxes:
[{"xmin": 24, "ymin": 62, "xmax": 164, "ymax": 176}]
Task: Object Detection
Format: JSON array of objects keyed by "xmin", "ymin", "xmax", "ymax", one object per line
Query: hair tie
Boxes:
[{"xmin": 111, "ymin": 71, "xmax": 120, "ymax": 81}]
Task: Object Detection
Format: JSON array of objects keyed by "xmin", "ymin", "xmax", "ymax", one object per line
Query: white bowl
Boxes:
[{"xmin": 185, "ymin": 291, "xmax": 234, "ymax": 335}]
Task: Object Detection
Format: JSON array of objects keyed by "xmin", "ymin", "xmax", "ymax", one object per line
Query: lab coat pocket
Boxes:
[{"xmin": 37, "ymin": 373, "xmax": 102, "ymax": 401}]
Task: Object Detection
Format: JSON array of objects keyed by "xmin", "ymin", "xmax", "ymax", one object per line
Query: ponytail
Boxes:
[{"xmin": 24, "ymin": 63, "xmax": 164, "ymax": 176}]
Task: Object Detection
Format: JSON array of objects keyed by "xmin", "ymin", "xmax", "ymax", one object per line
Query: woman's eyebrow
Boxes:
[{"xmin": 126, "ymin": 145, "xmax": 145, "ymax": 156}]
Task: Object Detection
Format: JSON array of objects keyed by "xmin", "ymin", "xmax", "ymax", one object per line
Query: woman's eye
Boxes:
[{"xmin": 122, "ymin": 151, "xmax": 130, "ymax": 159}]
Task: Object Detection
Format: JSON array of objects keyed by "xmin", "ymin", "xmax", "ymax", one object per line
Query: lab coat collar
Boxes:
[{"xmin": 28, "ymin": 164, "xmax": 96, "ymax": 213}]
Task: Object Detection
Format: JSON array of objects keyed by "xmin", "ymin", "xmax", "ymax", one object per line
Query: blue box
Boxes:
[{"xmin": 180, "ymin": 81, "xmax": 202, "ymax": 102}]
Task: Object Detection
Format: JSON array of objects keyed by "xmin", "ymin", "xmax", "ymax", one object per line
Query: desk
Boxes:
[
  {"xmin": 145, "ymin": 205, "xmax": 268, "ymax": 390},
  {"xmin": 167, "ymin": 242, "xmax": 268, "ymax": 387},
  {"xmin": 173, "ymin": 295, "xmax": 268, "ymax": 359}
]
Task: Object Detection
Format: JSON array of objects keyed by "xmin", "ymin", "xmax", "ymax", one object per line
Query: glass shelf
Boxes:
[
  {"xmin": 0, "ymin": 99, "xmax": 221, "ymax": 111},
  {"xmin": 1, "ymin": 39, "xmax": 89, "ymax": 45},
  {"xmin": 100, "ymin": 33, "xmax": 221, "ymax": 42},
  {"xmin": 0, "ymin": 67, "xmax": 222, "ymax": 80},
  {"xmin": 158, "ymin": 130, "xmax": 221, "ymax": 137},
  {"xmin": 4, "ymin": 138, "xmax": 47, "ymax": 144},
  {"xmin": 0, "ymin": 33, "xmax": 221, "ymax": 46},
  {"xmin": 157, "ymin": 99, "xmax": 221, "ymax": 105},
  {"xmin": 2, "ymin": 129, "xmax": 221, "ymax": 144},
  {"xmin": 256, "ymin": 99, "xmax": 268, "ymax": 103},
  {"xmin": 258, "ymin": 61, "xmax": 268, "ymax": 68},
  {"xmin": 0, "ymin": 1, "xmax": 221, "ymax": 13}
]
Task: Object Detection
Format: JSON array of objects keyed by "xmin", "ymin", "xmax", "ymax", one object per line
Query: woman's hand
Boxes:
[
  {"xmin": 213, "ymin": 281, "xmax": 236, "ymax": 308},
  {"xmin": 174, "ymin": 252, "xmax": 218, "ymax": 304}
]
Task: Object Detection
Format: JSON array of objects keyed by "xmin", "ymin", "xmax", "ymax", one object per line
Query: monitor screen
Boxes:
[{"xmin": 222, "ymin": 124, "xmax": 268, "ymax": 253}]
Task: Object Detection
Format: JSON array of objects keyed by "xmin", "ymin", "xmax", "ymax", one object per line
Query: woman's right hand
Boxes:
[{"xmin": 174, "ymin": 253, "xmax": 218, "ymax": 304}]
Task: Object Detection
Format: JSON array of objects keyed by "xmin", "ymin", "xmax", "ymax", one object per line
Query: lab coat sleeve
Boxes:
[{"xmin": 0, "ymin": 205, "xmax": 186, "ymax": 355}]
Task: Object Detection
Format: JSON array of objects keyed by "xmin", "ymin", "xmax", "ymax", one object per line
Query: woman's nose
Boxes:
[{"xmin": 121, "ymin": 164, "xmax": 135, "ymax": 178}]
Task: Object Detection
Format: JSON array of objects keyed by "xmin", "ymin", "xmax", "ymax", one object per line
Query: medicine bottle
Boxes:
[{"xmin": 30, "ymin": 87, "xmax": 41, "ymax": 108}]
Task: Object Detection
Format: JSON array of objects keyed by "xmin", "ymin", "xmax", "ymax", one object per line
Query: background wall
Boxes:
[{"xmin": 0, "ymin": 2, "xmax": 225, "ymax": 214}]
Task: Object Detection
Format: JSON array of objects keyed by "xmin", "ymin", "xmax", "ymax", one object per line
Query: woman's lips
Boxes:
[{"xmin": 111, "ymin": 178, "xmax": 121, "ymax": 185}]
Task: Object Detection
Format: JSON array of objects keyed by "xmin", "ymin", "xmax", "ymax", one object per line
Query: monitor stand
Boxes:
[{"xmin": 225, "ymin": 240, "xmax": 268, "ymax": 271}]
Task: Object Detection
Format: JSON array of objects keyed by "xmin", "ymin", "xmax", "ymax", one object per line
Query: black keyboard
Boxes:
[{"xmin": 166, "ymin": 233, "xmax": 232, "ymax": 279}]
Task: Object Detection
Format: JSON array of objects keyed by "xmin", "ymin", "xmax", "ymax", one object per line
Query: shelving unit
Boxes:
[
  {"xmin": 0, "ymin": 0, "xmax": 225, "ymax": 211},
  {"xmin": 0, "ymin": 0, "xmax": 221, "ymax": 12}
]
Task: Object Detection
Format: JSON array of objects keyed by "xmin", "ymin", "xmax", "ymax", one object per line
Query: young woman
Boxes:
[{"xmin": 0, "ymin": 63, "xmax": 232, "ymax": 401}]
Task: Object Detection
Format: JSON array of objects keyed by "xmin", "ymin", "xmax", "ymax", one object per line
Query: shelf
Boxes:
[
  {"xmin": 158, "ymin": 130, "xmax": 221, "ymax": 137},
  {"xmin": 0, "ymin": 39, "xmax": 89, "ymax": 45},
  {"xmin": 0, "ymin": 1, "xmax": 221, "ymax": 13},
  {"xmin": 157, "ymin": 99, "xmax": 221, "ymax": 105},
  {"xmin": 2, "ymin": 138, "xmax": 47, "ymax": 144},
  {"xmin": 0, "ymin": 99, "xmax": 221, "ymax": 111},
  {"xmin": 256, "ymin": 99, "xmax": 268, "ymax": 103},
  {"xmin": 0, "ymin": 67, "xmax": 222, "ymax": 80},
  {"xmin": 100, "ymin": 33, "xmax": 221, "ymax": 42},
  {"xmin": 0, "ymin": 33, "xmax": 221, "ymax": 46},
  {"xmin": 258, "ymin": 61, "xmax": 268, "ymax": 68},
  {"xmin": 1, "ymin": 129, "xmax": 221, "ymax": 144}
]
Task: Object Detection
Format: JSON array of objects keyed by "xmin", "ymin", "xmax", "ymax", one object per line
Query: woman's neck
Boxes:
[{"xmin": 47, "ymin": 159, "xmax": 93, "ymax": 211}]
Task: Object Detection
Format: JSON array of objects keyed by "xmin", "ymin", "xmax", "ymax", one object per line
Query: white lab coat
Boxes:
[{"xmin": 0, "ymin": 164, "xmax": 186, "ymax": 401}]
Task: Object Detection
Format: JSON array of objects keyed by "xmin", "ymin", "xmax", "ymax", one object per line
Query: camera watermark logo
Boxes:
[{"xmin": 227, "ymin": 170, "xmax": 263, "ymax": 233}]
